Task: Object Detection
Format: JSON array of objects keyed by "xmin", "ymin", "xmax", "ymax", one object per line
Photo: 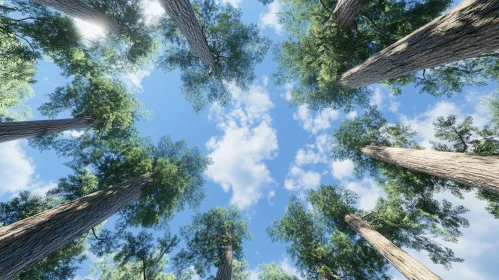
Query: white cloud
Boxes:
[
  {"xmin": 0, "ymin": 141, "xmax": 54, "ymax": 196},
  {"xmin": 284, "ymin": 165, "xmax": 321, "ymax": 191},
  {"xmin": 293, "ymin": 105, "xmax": 339, "ymax": 134},
  {"xmin": 370, "ymin": 86, "xmax": 384, "ymax": 107},
  {"xmin": 344, "ymin": 178, "xmax": 384, "ymax": 210},
  {"xmin": 123, "ymin": 69, "xmax": 152, "ymax": 92},
  {"xmin": 260, "ymin": 1, "xmax": 283, "ymax": 35},
  {"xmin": 205, "ymin": 83, "xmax": 278, "ymax": 209},
  {"xmin": 279, "ymin": 256, "xmax": 303, "ymax": 279},
  {"xmin": 399, "ymin": 92, "xmax": 491, "ymax": 149},
  {"xmin": 331, "ymin": 159, "xmax": 354, "ymax": 181},
  {"xmin": 346, "ymin": 110, "xmax": 357, "ymax": 119},
  {"xmin": 143, "ymin": 0, "xmax": 165, "ymax": 26},
  {"xmin": 74, "ymin": 18, "xmax": 105, "ymax": 41},
  {"xmin": 389, "ymin": 101, "xmax": 401, "ymax": 113},
  {"xmin": 267, "ymin": 190, "xmax": 276, "ymax": 206},
  {"xmin": 216, "ymin": 0, "xmax": 242, "ymax": 8}
]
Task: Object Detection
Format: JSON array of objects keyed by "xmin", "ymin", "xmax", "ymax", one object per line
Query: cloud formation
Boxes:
[{"xmin": 205, "ymin": 82, "xmax": 278, "ymax": 209}]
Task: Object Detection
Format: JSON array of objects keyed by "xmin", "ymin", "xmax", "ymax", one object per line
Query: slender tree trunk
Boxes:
[
  {"xmin": 333, "ymin": 0, "xmax": 361, "ymax": 29},
  {"xmin": 362, "ymin": 146, "xmax": 499, "ymax": 193},
  {"xmin": 0, "ymin": 174, "xmax": 152, "ymax": 280},
  {"xmin": 160, "ymin": 0, "xmax": 216, "ymax": 70},
  {"xmin": 0, "ymin": 117, "xmax": 93, "ymax": 143},
  {"xmin": 31, "ymin": 0, "xmax": 124, "ymax": 34},
  {"xmin": 338, "ymin": 0, "xmax": 499, "ymax": 88},
  {"xmin": 344, "ymin": 214, "xmax": 441, "ymax": 280},
  {"xmin": 215, "ymin": 244, "xmax": 233, "ymax": 280}
]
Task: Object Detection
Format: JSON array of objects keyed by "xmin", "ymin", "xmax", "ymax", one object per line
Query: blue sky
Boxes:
[{"xmin": 1, "ymin": 0, "xmax": 499, "ymax": 279}]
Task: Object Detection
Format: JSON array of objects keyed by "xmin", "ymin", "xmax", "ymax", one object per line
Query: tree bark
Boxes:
[
  {"xmin": 338, "ymin": 0, "xmax": 499, "ymax": 88},
  {"xmin": 31, "ymin": 0, "xmax": 124, "ymax": 34},
  {"xmin": 0, "ymin": 174, "xmax": 152, "ymax": 280},
  {"xmin": 333, "ymin": 0, "xmax": 361, "ymax": 29},
  {"xmin": 0, "ymin": 117, "xmax": 93, "ymax": 143},
  {"xmin": 344, "ymin": 214, "xmax": 441, "ymax": 280},
  {"xmin": 362, "ymin": 146, "xmax": 499, "ymax": 193},
  {"xmin": 160, "ymin": 0, "xmax": 215, "ymax": 70},
  {"xmin": 215, "ymin": 244, "xmax": 233, "ymax": 280}
]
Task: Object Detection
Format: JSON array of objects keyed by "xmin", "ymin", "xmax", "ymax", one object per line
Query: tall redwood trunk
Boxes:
[
  {"xmin": 333, "ymin": 0, "xmax": 361, "ymax": 29},
  {"xmin": 0, "ymin": 174, "xmax": 152, "ymax": 280},
  {"xmin": 31, "ymin": 0, "xmax": 124, "ymax": 34},
  {"xmin": 0, "ymin": 117, "xmax": 93, "ymax": 143},
  {"xmin": 160, "ymin": 0, "xmax": 216, "ymax": 70},
  {"xmin": 215, "ymin": 244, "xmax": 233, "ymax": 280},
  {"xmin": 345, "ymin": 214, "xmax": 441, "ymax": 280},
  {"xmin": 362, "ymin": 146, "xmax": 499, "ymax": 193},
  {"xmin": 338, "ymin": 0, "xmax": 499, "ymax": 88}
]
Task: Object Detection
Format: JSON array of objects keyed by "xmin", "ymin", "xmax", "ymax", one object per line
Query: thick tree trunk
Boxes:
[
  {"xmin": 160, "ymin": 0, "xmax": 216, "ymax": 70},
  {"xmin": 215, "ymin": 244, "xmax": 233, "ymax": 280},
  {"xmin": 31, "ymin": 0, "xmax": 124, "ymax": 34},
  {"xmin": 0, "ymin": 174, "xmax": 152, "ymax": 280},
  {"xmin": 338, "ymin": 0, "xmax": 499, "ymax": 88},
  {"xmin": 362, "ymin": 146, "xmax": 499, "ymax": 193},
  {"xmin": 344, "ymin": 214, "xmax": 441, "ymax": 280},
  {"xmin": 333, "ymin": 0, "xmax": 361, "ymax": 29},
  {"xmin": 0, "ymin": 117, "xmax": 93, "ymax": 143}
]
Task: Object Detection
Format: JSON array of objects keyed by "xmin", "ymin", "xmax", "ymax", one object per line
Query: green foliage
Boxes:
[
  {"xmin": 309, "ymin": 185, "xmax": 467, "ymax": 270},
  {"xmin": 272, "ymin": 0, "xmax": 499, "ymax": 111},
  {"xmin": 429, "ymin": 114, "xmax": 499, "ymax": 218},
  {"xmin": 82, "ymin": 0, "xmax": 161, "ymax": 71},
  {"xmin": 90, "ymin": 229, "xmax": 179, "ymax": 280},
  {"xmin": 258, "ymin": 262, "xmax": 299, "ymax": 280},
  {"xmin": 0, "ymin": 191, "xmax": 87, "ymax": 279},
  {"xmin": 159, "ymin": 0, "xmax": 270, "ymax": 111},
  {"xmin": 332, "ymin": 106, "xmax": 418, "ymax": 177},
  {"xmin": 49, "ymin": 168, "xmax": 99, "ymax": 202},
  {"xmin": 483, "ymin": 91, "xmax": 499, "ymax": 129},
  {"xmin": 267, "ymin": 195, "xmax": 389, "ymax": 280},
  {"xmin": 231, "ymin": 259, "xmax": 251, "ymax": 280},
  {"xmin": 173, "ymin": 205, "xmax": 252, "ymax": 278}
]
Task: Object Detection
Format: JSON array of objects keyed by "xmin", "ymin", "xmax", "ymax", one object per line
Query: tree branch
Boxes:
[{"xmin": 91, "ymin": 227, "xmax": 104, "ymax": 241}]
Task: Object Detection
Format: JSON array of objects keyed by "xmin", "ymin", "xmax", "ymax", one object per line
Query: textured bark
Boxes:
[
  {"xmin": 215, "ymin": 244, "xmax": 233, "ymax": 280},
  {"xmin": 333, "ymin": 0, "xmax": 361, "ymax": 29},
  {"xmin": 345, "ymin": 214, "xmax": 441, "ymax": 280},
  {"xmin": 338, "ymin": 0, "xmax": 499, "ymax": 88},
  {"xmin": 160, "ymin": 0, "xmax": 215, "ymax": 69},
  {"xmin": 362, "ymin": 146, "xmax": 499, "ymax": 193},
  {"xmin": 31, "ymin": 0, "xmax": 123, "ymax": 34},
  {"xmin": 0, "ymin": 117, "xmax": 93, "ymax": 143},
  {"xmin": 0, "ymin": 174, "xmax": 152, "ymax": 280}
]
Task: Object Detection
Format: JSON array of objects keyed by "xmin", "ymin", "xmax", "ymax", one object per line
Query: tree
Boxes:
[
  {"xmin": 31, "ymin": 0, "xmax": 123, "ymax": 33},
  {"xmin": 159, "ymin": 0, "xmax": 215, "ymax": 69},
  {"xmin": 173, "ymin": 205, "xmax": 252, "ymax": 280},
  {"xmin": 332, "ymin": 0, "xmax": 361, "ymax": 30},
  {"xmin": 308, "ymin": 185, "xmax": 468, "ymax": 279},
  {"xmin": 361, "ymin": 146, "xmax": 499, "ymax": 193},
  {"xmin": 0, "ymin": 136, "xmax": 211, "ymax": 279},
  {"xmin": 0, "ymin": 117, "xmax": 93, "ymax": 143},
  {"xmin": 271, "ymin": 0, "xmax": 454, "ymax": 111},
  {"xmin": 0, "ymin": 191, "xmax": 87, "ymax": 280},
  {"xmin": 332, "ymin": 108, "xmax": 499, "ymax": 219},
  {"xmin": 90, "ymin": 230, "xmax": 179, "ymax": 280},
  {"xmin": 338, "ymin": 0, "xmax": 499, "ymax": 88},
  {"xmin": 159, "ymin": 0, "xmax": 270, "ymax": 111},
  {"xmin": 258, "ymin": 262, "xmax": 299, "ymax": 280},
  {"xmin": 267, "ymin": 195, "xmax": 389, "ymax": 280}
]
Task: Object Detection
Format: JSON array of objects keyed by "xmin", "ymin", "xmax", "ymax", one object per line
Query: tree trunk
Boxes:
[
  {"xmin": 0, "ymin": 174, "xmax": 152, "ymax": 280},
  {"xmin": 215, "ymin": 244, "xmax": 233, "ymax": 280},
  {"xmin": 0, "ymin": 117, "xmax": 93, "ymax": 143},
  {"xmin": 333, "ymin": 0, "xmax": 361, "ymax": 29},
  {"xmin": 338, "ymin": 0, "xmax": 499, "ymax": 89},
  {"xmin": 31, "ymin": 0, "xmax": 124, "ymax": 34},
  {"xmin": 160, "ymin": 0, "xmax": 216, "ymax": 70},
  {"xmin": 362, "ymin": 146, "xmax": 499, "ymax": 193},
  {"xmin": 344, "ymin": 214, "xmax": 441, "ymax": 280}
]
